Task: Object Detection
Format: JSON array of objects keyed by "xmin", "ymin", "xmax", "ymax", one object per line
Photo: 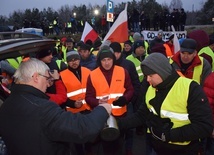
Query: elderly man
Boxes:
[{"xmin": 0, "ymin": 58, "xmax": 111, "ymax": 155}]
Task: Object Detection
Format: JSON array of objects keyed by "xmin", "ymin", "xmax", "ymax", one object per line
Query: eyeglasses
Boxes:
[{"xmin": 38, "ymin": 73, "xmax": 54, "ymax": 82}]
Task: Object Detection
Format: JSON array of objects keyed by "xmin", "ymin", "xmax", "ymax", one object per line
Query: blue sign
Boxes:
[{"xmin": 107, "ymin": 0, "xmax": 114, "ymax": 13}]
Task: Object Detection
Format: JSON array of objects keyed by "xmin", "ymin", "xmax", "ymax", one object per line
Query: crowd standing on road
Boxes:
[{"xmin": 0, "ymin": 7, "xmax": 214, "ymax": 155}]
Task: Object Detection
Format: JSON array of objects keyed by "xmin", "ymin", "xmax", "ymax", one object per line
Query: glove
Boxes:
[
  {"xmin": 147, "ymin": 113, "xmax": 173, "ymax": 142},
  {"xmin": 147, "ymin": 113, "xmax": 173, "ymax": 128},
  {"xmin": 112, "ymin": 96, "xmax": 128, "ymax": 107},
  {"xmin": 149, "ymin": 126, "xmax": 170, "ymax": 142}
]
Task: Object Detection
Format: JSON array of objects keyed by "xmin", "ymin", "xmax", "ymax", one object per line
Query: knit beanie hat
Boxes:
[
  {"xmin": 141, "ymin": 53, "xmax": 172, "ymax": 81},
  {"xmin": 187, "ymin": 29, "xmax": 209, "ymax": 51},
  {"xmin": 109, "ymin": 42, "xmax": 122, "ymax": 52},
  {"xmin": 36, "ymin": 47, "xmax": 53, "ymax": 59},
  {"xmin": 80, "ymin": 43, "xmax": 91, "ymax": 51},
  {"xmin": 157, "ymin": 30, "xmax": 163, "ymax": 36},
  {"xmin": 93, "ymin": 38, "xmax": 102, "ymax": 49},
  {"xmin": 100, "ymin": 40, "xmax": 111, "ymax": 48},
  {"xmin": 66, "ymin": 50, "xmax": 80, "ymax": 62},
  {"xmin": 150, "ymin": 43, "xmax": 167, "ymax": 57},
  {"xmin": 133, "ymin": 40, "xmax": 145, "ymax": 52},
  {"xmin": 133, "ymin": 32, "xmax": 141, "ymax": 41},
  {"xmin": 97, "ymin": 45, "xmax": 116, "ymax": 66}
]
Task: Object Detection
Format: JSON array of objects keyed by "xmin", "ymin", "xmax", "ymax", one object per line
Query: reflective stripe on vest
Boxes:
[
  {"xmin": 163, "ymin": 43, "xmax": 173, "ymax": 57},
  {"xmin": 67, "ymin": 22, "xmax": 72, "ymax": 28},
  {"xmin": 126, "ymin": 55, "xmax": 144, "ymax": 82},
  {"xmin": 146, "ymin": 77, "xmax": 192, "ymax": 145},
  {"xmin": 67, "ymin": 88, "xmax": 86, "ymax": 97},
  {"xmin": 96, "ymin": 93, "xmax": 123, "ymax": 109},
  {"xmin": 60, "ymin": 67, "xmax": 91, "ymax": 113},
  {"xmin": 90, "ymin": 66, "xmax": 126, "ymax": 116}
]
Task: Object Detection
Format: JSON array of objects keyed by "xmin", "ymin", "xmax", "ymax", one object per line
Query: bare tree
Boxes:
[{"xmin": 169, "ymin": 0, "xmax": 183, "ymax": 12}]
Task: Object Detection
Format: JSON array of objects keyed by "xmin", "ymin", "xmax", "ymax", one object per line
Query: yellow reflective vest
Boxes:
[
  {"xmin": 146, "ymin": 77, "xmax": 192, "ymax": 145},
  {"xmin": 6, "ymin": 56, "xmax": 22, "ymax": 69},
  {"xmin": 198, "ymin": 46, "xmax": 214, "ymax": 71},
  {"xmin": 169, "ymin": 56, "xmax": 203, "ymax": 84}
]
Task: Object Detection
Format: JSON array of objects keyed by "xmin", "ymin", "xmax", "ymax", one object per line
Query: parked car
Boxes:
[
  {"xmin": 0, "ymin": 26, "xmax": 13, "ymax": 32},
  {"xmin": 0, "ymin": 32, "xmax": 57, "ymax": 105}
]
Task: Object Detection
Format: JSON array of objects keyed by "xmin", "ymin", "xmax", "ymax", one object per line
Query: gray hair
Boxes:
[{"xmin": 14, "ymin": 58, "xmax": 50, "ymax": 83}]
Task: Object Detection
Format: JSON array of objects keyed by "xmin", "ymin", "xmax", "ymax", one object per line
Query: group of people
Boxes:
[
  {"xmin": 0, "ymin": 28, "xmax": 214, "ymax": 155},
  {"xmin": 129, "ymin": 8, "xmax": 187, "ymax": 32}
]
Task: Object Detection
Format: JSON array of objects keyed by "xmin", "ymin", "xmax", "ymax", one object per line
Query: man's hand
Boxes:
[
  {"xmin": 149, "ymin": 125, "xmax": 171, "ymax": 142},
  {"xmin": 99, "ymin": 96, "xmax": 109, "ymax": 104},
  {"xmin": 147, "ymin": 113, "xmax": 173, "ymax": 142},
  {"xmin": 99, "ymin": 103, "xmax": 112, "ymax": 115},
  {"xmin": 49, "ymin": 69, "xmax": 59, "ymax": 80},
  {"xmin": 74, "ymin": 99, "xmax": 83, "ymax": 108}
]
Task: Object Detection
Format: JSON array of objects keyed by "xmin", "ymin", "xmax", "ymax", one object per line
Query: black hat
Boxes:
[
  {"xmin": 99, "ymin": 49, "xmax": 114, "ymax": 60},
  {"xmin": 97, "ymin": 45, "xmax": 116, "ymax": 66},
  {"xmin": 180, "ymin": 39, "xmax": 197, "ymax": 53},
  {"xmin": 109, "ymin": 42, "xmax": 122, "ymax": 53},
  {"xmin": 76, "ymin": 41, "xmax": 84, "ymax": 47},
  {"xmin": 133, "ymin": 40, "xmax": 145, "ymax": 52},
  {"xmin": 141, "ymin": 53, "xmax": 172, "ymax": 81},
  {"xmin": 66, "ymin": 37, "xmax": 74, "ymax": 43},
  {"xmin": 36, "ymin": 47, "xmax": 53, "ymax": 59},
  {"xmin": 124, "ymin": 40, "xmax": 132, "ymax": 46},
  {"xmin": 85, "ymin": 39, "xmax": 93, "ymax": 46},
  {"xmin": 66, "ymin": 50, "xmax": 80, "ymax": 62},
  {"xmin": 80, "ymin": 43, "xmax": 91, "ymax": 51},
  {"xmin": 151, "ymin": 43, "xmax": 167, "ymax": 57},
  {"xmin": 93, "ymin": 38, "xmax": 102, "ymax": 49}
]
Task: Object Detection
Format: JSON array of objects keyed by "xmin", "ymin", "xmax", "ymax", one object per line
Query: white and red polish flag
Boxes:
[
  {"xmin": 81, "ymin": 21, "xmax": 98, "ymax": 43},
  {"xmin": 103, "ymin": 3, "xmax": 128, "ymax": 43},
  {"xmin": 171, "ymin": 25, "xmax": 180, "ymax": 54}
]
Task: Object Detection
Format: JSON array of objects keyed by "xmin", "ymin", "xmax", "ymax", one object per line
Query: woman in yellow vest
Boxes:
[
  {"xmin": 117, "ymin": 53, "xmax": 213, "ymax": 155},
  {"xmin": 85, "ymin": 46, "xmax": 134, "ymax": 154}
]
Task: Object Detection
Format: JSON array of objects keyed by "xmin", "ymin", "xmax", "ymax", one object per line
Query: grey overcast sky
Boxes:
[{"xmin": 0, "ymin": 0, "xmax": 204, "ymax": 17}]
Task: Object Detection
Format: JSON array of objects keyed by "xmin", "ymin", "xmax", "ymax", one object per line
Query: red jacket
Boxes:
[
  {"xmin": 203, "ymin": 72, "xmax": 214, "ymax": 124},
  {"xmin": 171, "ymin": 52, "xmax": 211, "ymax": 85},
  {"xmin": 46, "ymin": 80, "xmax": 67, "ymax": 105}
]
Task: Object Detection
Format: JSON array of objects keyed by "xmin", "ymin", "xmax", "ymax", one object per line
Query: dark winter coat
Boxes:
[
  {"xmin": 115, "ymin": 55, "xmax": 141, "ymax": 107},
  {"xmin": 118, "ymin": 69, "xmax": 213, "ymax": 154},
  {"xmin": 0, "ymin": 84, "xmax": 109, "ymax": 155}
]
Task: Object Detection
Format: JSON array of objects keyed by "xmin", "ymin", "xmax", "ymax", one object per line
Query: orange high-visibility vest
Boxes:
[
  {"xmin": 90, "ymin": 66, "xmax": 127, "ymax": 116},
  {"xmin": 163, "ymin": 43, "xmax": 174, "ymax": 57},
  {"xmin": 60, "ymin": 67, "xmax": 91, "ymax": 113}
]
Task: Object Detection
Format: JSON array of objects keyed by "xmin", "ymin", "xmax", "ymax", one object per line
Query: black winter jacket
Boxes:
[
  {"xmin": 0, "ymin": 84, "xmax": 109, "ymax": 155},
  {"xmin": 119, "ymin": 70, "xmax": 213, "ymax": 154}
]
